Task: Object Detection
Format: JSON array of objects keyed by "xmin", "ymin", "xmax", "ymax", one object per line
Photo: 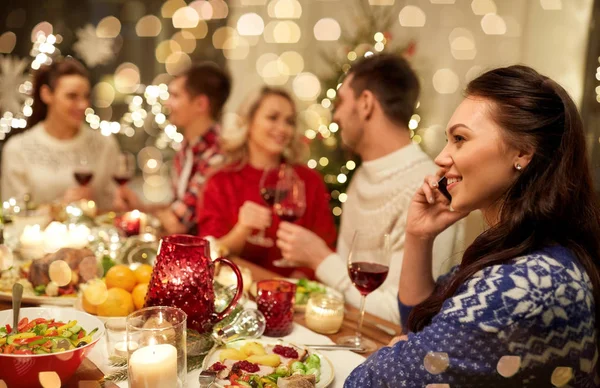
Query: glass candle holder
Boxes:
[
  {"xmin": 305, "ymin": 294, "xmax": 345, "ymax": 334},
  {"xmin": 256, "ymin": 279, "xmax": 296, "ymax": 337},
  {"xmin": 104, "ymin": 318, "xmax": 138, "ymax": 358},
  {"xmin": 126, "ymin": 306, "xmax": 187, "ymax": 388}
]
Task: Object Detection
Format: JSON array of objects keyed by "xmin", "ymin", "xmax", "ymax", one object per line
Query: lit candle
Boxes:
[
  {"xmin": 129, "ymin": 343, "xmax": 178, "ymax": 388},
  {"xmin": 20, "ymin": 224, "xmax": 44, "ymax": 247},
  {"xmin": 305, "ymin": 294, "xmax": 344, "ymax": 335},
  {"xmin": 43, "ymin": 222, "xmax": 69, "ymax": 253},
  {"xmin": 113, "ymin": 340, "xmax": 138, "ymax": 358},
  {"xmin": 67, "ymin": 224, "xmax": 90, "ymax": 248}
]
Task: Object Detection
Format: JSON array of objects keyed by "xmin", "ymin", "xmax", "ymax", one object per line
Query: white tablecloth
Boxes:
[{"xmin": 89, "ymin": 300, "xmax": 366, "ymax": 388}]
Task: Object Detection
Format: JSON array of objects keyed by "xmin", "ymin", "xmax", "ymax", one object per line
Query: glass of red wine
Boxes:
[
  {"xmin": 113, "ymin": 152, "xmax": 136, "ymax": 186},
  {"xmin": 246, "ymin": 165, "xmax": 281, "ymax": 247},
  {"xmin": 272, "ymin": 170, "xmax": 306, "ymax": 268},
  {"xmin": 73, "ymin": 156, "xmax": 94, "ymax": 186},
  {"xmin": 336, "ymin": 230, "xmax": 391, "ymax": 352}
]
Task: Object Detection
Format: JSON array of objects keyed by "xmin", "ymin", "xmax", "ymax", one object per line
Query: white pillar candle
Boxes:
[
  {"xmin": 129, "ymin": 344, "xmax": 178, "ymax": 388},
  {"xmin": 20, "ymin": 224, "xmax": 44, "ymax": 247}
]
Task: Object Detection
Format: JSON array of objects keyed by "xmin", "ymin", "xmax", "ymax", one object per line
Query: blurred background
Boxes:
[{"xmin": 0, "ymin": 0, "xmax": 598, "ymax": 244}]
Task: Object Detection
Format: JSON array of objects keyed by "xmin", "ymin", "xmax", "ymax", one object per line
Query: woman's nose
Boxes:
[{"xmin": 434, "ymin": 145, "xmax": 453, "ymax": 168}]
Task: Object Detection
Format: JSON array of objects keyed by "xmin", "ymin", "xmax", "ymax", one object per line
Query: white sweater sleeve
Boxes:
[
  {"xmin": 1, "ymin": 136, "xmax": 29, "ymax": 202},
  {"xmin": 315, "ymin": 203, "xmax": 463, "ymax": 325}
]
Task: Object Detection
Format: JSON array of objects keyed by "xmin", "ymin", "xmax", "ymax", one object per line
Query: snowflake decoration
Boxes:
[
  {"xmin": 0, "ymin": 56, "xmax": 29, "ymax": 113},
  {"xmin": 73, "ymin": 24, "xmax": 114, "ymax": 68}
]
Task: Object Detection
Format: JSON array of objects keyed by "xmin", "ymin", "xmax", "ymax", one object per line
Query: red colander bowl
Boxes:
[{"xmin": 0, "ymin": 307, "xmax": 104, "ymax": 388}]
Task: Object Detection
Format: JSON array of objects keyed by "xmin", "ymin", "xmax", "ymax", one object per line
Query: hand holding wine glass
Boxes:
[
  {"xmin": 273, "ymin": 170, "xmax": 306, "ymax": 268},
  {"xmin": 246, "ymin": 165, "xmax": 281, "ymax": 248},
  {"xmin": 336, "ymin": 230, "xmax": 391, "ymax": 352}
]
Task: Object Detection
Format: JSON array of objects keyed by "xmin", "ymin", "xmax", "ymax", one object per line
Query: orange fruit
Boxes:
[
  {"xmin": 134, "ymin": 264, "xmax": 153, "ymax": 284},
  {"xmin": 96, "ymin": 288, "xmax": 135, "ymax": 317},
  {"xmin": 81, "ymin": 294, "xmax": 98, "ymax": 315},
  {"xmin": 132, "ymin": 283, "xmax": 149, "ymax": 310},
  {"xmin": 105, "ymin": 265, "xmax": 137, "ymax": 292}
]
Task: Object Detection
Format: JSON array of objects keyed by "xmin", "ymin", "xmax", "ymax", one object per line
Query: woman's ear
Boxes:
[
  {"xmin": 40, "ymin": 85, "xmax": 53, "ymax": 105},
  {"xmin": 514, "ymin": 147, "xmax": 534, "ymax": 170}
]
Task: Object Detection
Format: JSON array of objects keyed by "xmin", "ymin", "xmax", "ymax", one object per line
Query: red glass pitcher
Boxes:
[{"xmin": 144, "ymin": 234, "xmax": 243, "ymax": 333}]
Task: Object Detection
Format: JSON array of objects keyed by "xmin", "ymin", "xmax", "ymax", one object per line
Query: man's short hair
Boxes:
[
  {"xmin": 180, "ymin": 63, "xmax": 232, "ymax": 120},
  {"xmin": 347, "ymin": 53, "xmax": 420, "ymax": 127}
]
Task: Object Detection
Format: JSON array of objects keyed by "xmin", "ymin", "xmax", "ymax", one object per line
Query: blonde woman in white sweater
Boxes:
[{"xmin": 276, "ymin": 54, "xmax": 461, "ymax": 325}]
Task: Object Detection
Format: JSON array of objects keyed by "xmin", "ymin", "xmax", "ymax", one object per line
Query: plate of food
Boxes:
[
  {"xmin": 0, "ymin": 248, "xmax": 101, "ymax": 306},
  {"xmin": 202, "ymin": 338, "xmax": 334, "ymax": 388},
  {"xmin": 250, "ymin": 278, "xmax": 343, "ymax": 312}
]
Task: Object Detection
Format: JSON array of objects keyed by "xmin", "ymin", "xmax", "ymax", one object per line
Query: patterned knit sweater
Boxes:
[{"xmin": 345, "ymin": 246, "xmax": 599, "ymax": 387}]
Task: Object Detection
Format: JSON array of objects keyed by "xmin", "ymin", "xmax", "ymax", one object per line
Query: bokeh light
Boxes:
[
  {"xmin": 114, "ymin": 63, "xmax": 141, "ymax": 94},
  {"xmin": 277, "ymin": 51, "xmax": 304, "ymax": 75},
  {"xmin": 433, "ymin": 69, "xmax": 459, "ymax": 94},
  {"xmin": 31, "ymin": 22, "xmax": 53, "ymax": 42},
  {"xmin": 136, "ymin": 15, "xmax": 162, "ymax": 37},
  {"xmin": 0, "ymin": 32, "xmax": 17, "ymax": 54},
  {"xmin": 213, "ymin": 26, "xmax": 235, "ymax": 49},
  {"xmin": 96, "ymin": 16, "xmax": 121, "ymax": 38},
  {"xmin": 471, "ymin": 0, "xmax": 497, "ymax": 15},
  {"xmin": 268, "ymin": 0, "xmax": 302, "ymax": 19},
  {"xmin": 6, "ymin": 9, "xmax": 26, "ymax": 29},
  {"xmin": 264, "ymin": 21, "xmax": 301, "ymax": 43},
  {"xmin": 161, "ymin": 0, "xmax": 186, "ymax": 18},
  {"xmin": 155, "ymin": 40, "xmax": 182, "ymax": 63},
  {"xmin": 190, "ymin": 0, "xmax": 213, "ymax": 20},
  {"xmin": 223, "ymin": 36, "xmax": 250, "ymax": 60},
  {"xmin": 172, "ymin": 31, "xmax": 197, "ymax": 53},
  {"xmin": 399, "ymin": 6, "xmax": 426, "ymax": 27},
  {"xmin": 237, "ymin": 13, "xmax": 265, "ymax": 36},
  {"xmin": 481, "ymin": 13, "xmax": 507, "ymax": 35},
  {"xmin": 208, "ymin": 0, "xmax": 229, "ymax": 19},
  {"xmin": 293, "ymin": 73, "xmax": 321, "ymax": 101},
  {"xmin": 185, "ymin": 21, "xmax": 208, "ymax": 39},
  {"xmin": 172, "ymin": 6, "xmax": 200, "ymax": 28},
  {"xmin": 165, "ymin": 51, "xmax": 192, "ymax": 75},
  {"xmin": 93, "ymin": 82, "xmax": 116, "ymax": 108},
  {"xmin": 314, "ymin": 18, "xmax": 341, "ymax": 41}
]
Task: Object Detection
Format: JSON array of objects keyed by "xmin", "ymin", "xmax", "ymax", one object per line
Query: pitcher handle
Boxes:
[{"xmin": 213, "ymin": 257, "xmax": 244, "ymax": 322}]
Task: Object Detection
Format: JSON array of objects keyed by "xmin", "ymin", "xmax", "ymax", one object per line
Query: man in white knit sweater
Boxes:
[{"xmin": 276, "ymin": 54, "xmax": 460, "ymax": 325}]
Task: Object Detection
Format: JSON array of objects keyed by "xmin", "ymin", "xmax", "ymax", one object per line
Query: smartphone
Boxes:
[{"xmin": 437, "ymin": 176, "xmax": 452, "ymax": 201}]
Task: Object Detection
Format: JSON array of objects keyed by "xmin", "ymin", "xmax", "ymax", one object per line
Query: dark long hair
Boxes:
[
  {"xmin": 408, "ymin": 66, "xmax": 600, "ymax": 354},
  {"xmin": 27, "ymin": 58, "xmax": 89, "ymax": 129}
]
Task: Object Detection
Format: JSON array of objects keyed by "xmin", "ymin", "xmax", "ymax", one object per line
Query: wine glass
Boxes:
[
  {"xmin": 113, "ymin": 152, "xmax": 136, "ymax": 186},
  {"xmin": 272, "ymin": 170, "xmax": 306, "ymax": 268},
  {"xmin": 246, "ymin": 165, "xmax": 281, "ymax": 247},
  {"xmin": 336, "ymin": 230, "xmax": 391, "ymax": 352},
  {"xmin": 73, "ymin": 156, "xmax": 94, "ymax": 186}
]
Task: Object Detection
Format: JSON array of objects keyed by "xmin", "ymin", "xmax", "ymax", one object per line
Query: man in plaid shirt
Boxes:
[{"xmin": 115, "ymin": 63, "xmax": 231, "ymax": 234}]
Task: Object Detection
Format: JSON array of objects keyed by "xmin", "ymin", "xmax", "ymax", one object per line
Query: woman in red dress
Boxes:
[{"xmin": 197, "ymin": 87, "xmax": 336, "ymax": 278}]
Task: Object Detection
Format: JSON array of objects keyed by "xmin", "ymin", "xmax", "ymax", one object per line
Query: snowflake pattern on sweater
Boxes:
[{"xmin": 345, "ymin": 246, "xmax": 599, "ymax": 387}]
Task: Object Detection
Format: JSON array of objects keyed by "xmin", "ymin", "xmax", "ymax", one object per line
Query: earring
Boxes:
[{"xmin": 515, "ymin": 163, "xmax": 522, "ymax": 171}]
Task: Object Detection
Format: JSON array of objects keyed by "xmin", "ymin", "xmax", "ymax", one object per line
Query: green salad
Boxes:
[
  {"xmin": 295, "ymin": 279, "xmax": 326, "ymax": 305},
  {"xmin": 0, "ymin": 318, "xmax": 98, "ymax": 355}
]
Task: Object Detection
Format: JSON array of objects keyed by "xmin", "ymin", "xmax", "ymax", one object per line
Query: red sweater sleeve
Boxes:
[{"xmin": 197, "ymin": 173, "xmax": 233, "ymax": 238}]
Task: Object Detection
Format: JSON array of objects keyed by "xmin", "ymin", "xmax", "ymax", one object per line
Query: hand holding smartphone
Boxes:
[{"xmin": 437, "ymin": 176, "xmax": 452, "ymax": 201}]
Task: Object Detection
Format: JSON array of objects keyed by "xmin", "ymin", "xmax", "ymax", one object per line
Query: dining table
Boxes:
[{"xmin": 0, "ymin": 257, "xmax": 402, "ymax": 387}]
